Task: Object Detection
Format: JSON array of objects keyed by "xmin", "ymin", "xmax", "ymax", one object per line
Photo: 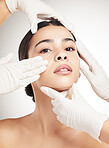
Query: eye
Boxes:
[
  {"xmin": 40, "ymin": 48, "xmax": 51, "ymax": 53},
  {"xmin": 65, "ymin": 47, "xmax": 75, "ymax": 51}
]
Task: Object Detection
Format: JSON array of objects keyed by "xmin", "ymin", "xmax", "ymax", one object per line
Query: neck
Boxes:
[{"xmin": 32, "ymin": 85, "xmax": 70, "ymax": 136}]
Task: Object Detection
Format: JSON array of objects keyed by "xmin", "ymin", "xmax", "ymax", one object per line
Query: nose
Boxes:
[{"xmin": 55, "ymin": 54, "xmax": 68, "ymax": 62}]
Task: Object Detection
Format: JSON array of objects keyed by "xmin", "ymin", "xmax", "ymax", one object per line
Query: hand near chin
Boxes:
[
  {"xmin": 40, "ymin": 84, "xmax": 108, "ymax": 142},
  {"xmin": 58, "ymin": 87, "xmax": 73, "ymax": 100}
]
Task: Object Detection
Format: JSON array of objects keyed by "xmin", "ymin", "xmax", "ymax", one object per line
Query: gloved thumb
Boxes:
[
  {"xmin": 0, "ymin": 53, "xmax": 13, "ymax": 65},
  {"xmin": 80, "ymin": 60, "xmax": 94, "ymax": 82},
  {"xmin": 40, "ymin": 86, "xmax": 64, "ymax": 100}
]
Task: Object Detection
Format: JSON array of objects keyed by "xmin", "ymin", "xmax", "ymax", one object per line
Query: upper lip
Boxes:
[{"xmin": 54, "ymin": 64, "xmax": 72, "ymax": 73}]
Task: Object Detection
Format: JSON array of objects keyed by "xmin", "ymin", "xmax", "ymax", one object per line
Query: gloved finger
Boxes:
[
  {"xmin": 31, "ymin": 17, "xmax": 38, "ymax": 34},
  {"xmin": 76, "ymin": 38, "xmax": 95, "ymax": 65},
  {"xmin": 36, "ymin": 65, "xmax": 47, "ymax": 74},
  {"xmin": 52, "ymin": 103, "xmax": 62, "ymax": 115},
  {"xmin": 72, "ymin": 83, "xmax": 83, "ymax": 101},
  {"xmin": 24, "ymin": 60, "xmax": 48, "ymax": 72},
  {"xmin": 51, "ymin": 99, "xmax": 59, "ymax": 107},
  {"xmin": 40, "ymin": 86, "xmax": 65, "ymax": 100},
  {"xmin": 20, "ymin": 56, "xmax": 43, "ymax": 65},
  {"xmin": 60, "ymin": 90, "xmax": 68, "ymax": 98},
  {"xmin": 39, "ymin": 12, "xmax": 75, "ymax": 35},
  {"xmin": 77, "ymin": 49, "xmax": 89, "ymax": 66},
  {"xmin": 80, "ymin": 61, "xmax": 94, "ymax": 82},
  {"xmin": 56, "ymin": 14, "xmax": 76, "ymax": 35},
  {"xmin": 77, "ymin": 38, "xmax": 104, "ymax": 76},
  {"xmin": 37, "ymin": 1, "xmax": 75, "ymax": 34},
  {"xmin": 79, "ymin": 55, "xmax": 102, "ymax": 77},
  {"xmin": 17, "ymin": 59, "xmax": 48, "ymax": 73},
  {"xmin": 51, "ymin": 96, "xmax": 68, "ymax": 114},
  {"xmin": 33, "ymin": 6, "xmax": 76, "ymax": 34},
  {"xmin": 19, "ymin": 75, "xmax": 40, "ymax": 86},
  {"xmin": 30, "ymin": 0, "xmax": 56, "ymax": 33},
  {"xmin": 57, "ymin": 113, "xmax": 67, "ymax": 125},
  {"xmin": 79, "ymin": 54, "xmax": 102, "ymax": 76},
  {"xmin": 35, "ymin": 60, "xmax": 48, "ymax": 68},
  {"xmin": 17, "ymin": 57, "xmax": 43, "ymax": 71},
  {"xmin": 51, "ymin": 94, "xmax": 72, "ymax": 107},
  {"xmin": 37, "ymin": 1, "xmax": 58, "ymax": 18},
  {"xmin": 22, "ymin": 65, "xmax": 47, "ymax": 79},
  {"xmin": 0, "ymin": 53, "xmax": 13, "ymax": 65},
  {"xmin": 57, "ymin": 114, "xmax": 63, "ymax": 123}
]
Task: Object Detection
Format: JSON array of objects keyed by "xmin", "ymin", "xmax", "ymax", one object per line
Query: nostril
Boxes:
[
  {"xmin": 57, "ymin": 56, "xmax": 61, "ymax": 60},
  {"xmin": 57, "ymin": 56, "xmax": 67, "ymax": 60},
  {"xmin": 64, "ymin": 56, "xmax": 67, "ymax": 60}
]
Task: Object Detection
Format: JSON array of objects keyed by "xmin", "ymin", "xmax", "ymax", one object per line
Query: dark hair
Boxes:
[{"xmin": 18, "ymin": 19, "xmax": 77, "ymax": 102}]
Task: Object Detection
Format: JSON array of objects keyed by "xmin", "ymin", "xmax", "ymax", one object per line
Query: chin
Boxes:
[
  {"xmin": 41, "ymin": 80, "xmax": 73, "ymax": 92},
  {"xmin": 53, "ymin": 87, "xmax": 72, "ymax": 92},
  {"xmin": 53, "ymin": 83, "xmax": 73, "ymax": 92},
  {"xmin": 34, "ymin": 74, "xmax": 77, "ymax": 91}
]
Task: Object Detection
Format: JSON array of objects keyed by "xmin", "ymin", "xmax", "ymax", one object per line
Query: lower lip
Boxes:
[{"xmin": 54, "ymin": 70, "xmax": 72, "ymax": 75}]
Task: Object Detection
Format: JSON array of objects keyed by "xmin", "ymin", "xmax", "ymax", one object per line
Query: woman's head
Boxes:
[{"xmin": 18, "ymin": 19, "xmax": 80, "ymax": 102}]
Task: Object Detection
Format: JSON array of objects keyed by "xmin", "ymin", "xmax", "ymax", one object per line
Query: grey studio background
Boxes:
[{"xmin": 0, "ymin": 0, "xmax": 109, "ymax": 120}]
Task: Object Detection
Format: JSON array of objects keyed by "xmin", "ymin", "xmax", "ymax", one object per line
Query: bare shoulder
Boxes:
[
  {"xmin": 82, "ymin": 132, "xmax": 109, "ymax": 148},
  {"xmin": 0, "ymin": 113, "xmax": 33, "ymax": 147},
  {"xmin": 0, "ymin": 118, "xmax": 19, "ymax": 147}
]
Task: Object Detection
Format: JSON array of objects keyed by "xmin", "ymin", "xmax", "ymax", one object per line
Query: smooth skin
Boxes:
[
  {"xmin": 0, "ymin": 0, "xmax": 109, "ymax": 146},
  {"xmin": 0, "ymin": 25, "xmax": 109, "ymax": 148}
]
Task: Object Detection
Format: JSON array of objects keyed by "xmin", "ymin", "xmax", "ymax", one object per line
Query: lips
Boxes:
[{"xmin": 54, "ymin": 64, "xmax": 72, "ymax": 73}]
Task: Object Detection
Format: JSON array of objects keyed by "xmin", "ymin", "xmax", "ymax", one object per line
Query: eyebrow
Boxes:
[{"xmin": 34, "ymin": 38, "xmax": 75, "ymax": 48}]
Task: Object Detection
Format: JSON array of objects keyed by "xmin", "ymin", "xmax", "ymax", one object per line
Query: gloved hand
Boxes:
[
  {"xmin": 5, "ymin": 0, "xmax": 75, "ymax": 34},
  {"xmin": 0, "ymin": 53, "xmax": 48, "ymax": 95},
  {"xmin": 76, "ymin": 38, "xmax": 109, "ymax": 101},
  {"xmin": 40, "ymin": 84, "xmax": 109, "ymax": 142}
]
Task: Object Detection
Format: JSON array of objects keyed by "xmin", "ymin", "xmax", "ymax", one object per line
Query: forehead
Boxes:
[{"xmin": 31, "ymin": 25, "xmax": 74, "ymax": 43}]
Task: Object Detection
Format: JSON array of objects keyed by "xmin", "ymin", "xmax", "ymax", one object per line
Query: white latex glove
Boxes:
[
  {"xmin": 5, "ymin": 0, "xmax": 75, "ymax": 34},
  {"xmin": 0, "ymin": 53, "xmax": 48, "ymax": 95},
  {"xmin": 40, "ymin": 84, "xmax": 109, "ymax": 142},
  {"xmin": 76, "ymin": 38, "xmax": 109, "ymax": 101}
]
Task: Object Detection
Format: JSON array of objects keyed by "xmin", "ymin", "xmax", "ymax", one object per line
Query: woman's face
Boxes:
[{"xmin": 28, "ymin": 25, "xmax": 80, "ymax": 91}]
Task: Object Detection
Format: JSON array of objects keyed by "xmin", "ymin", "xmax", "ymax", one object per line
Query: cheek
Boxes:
[
  {"xmin": 31, "ymin": 51, "xmax": 80, "ymax": 88},
  {"xmin": 32, "ymin": 58, "xmax": 54, "ymax": 86}
]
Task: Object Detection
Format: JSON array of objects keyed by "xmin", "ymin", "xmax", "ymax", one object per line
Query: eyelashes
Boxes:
[
  {"xmin": 65, "ymin": 47, "xmax": 75, "ymax": 51},
  {"xmin": 40, "ymin": 48, "xmax": 51, "ymax": 53},
  {"xmin": 40, "ymin": 47, "xmax": 75, "ymax": 53}
]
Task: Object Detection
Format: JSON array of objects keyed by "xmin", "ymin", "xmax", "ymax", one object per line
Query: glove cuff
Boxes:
[{"xmin": 5, "ymin": 0, "xmax": 18, "ymax": 13}]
